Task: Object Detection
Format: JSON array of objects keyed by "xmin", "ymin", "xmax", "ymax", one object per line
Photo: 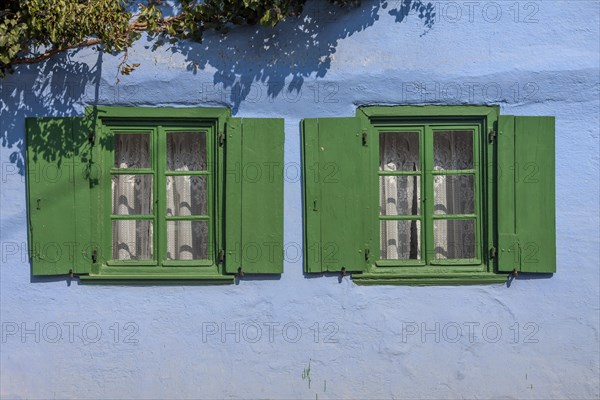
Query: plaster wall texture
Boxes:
[{"xmin": 0, "ymin": 1, "xmax": 599, "ymax": 399}]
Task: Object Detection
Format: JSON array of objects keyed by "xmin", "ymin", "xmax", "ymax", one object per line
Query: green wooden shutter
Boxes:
[
  {"xmin": 497, "ymin": 116, "xmax": 556, "ymax": 273},
  {"xmin": 224, "ymin": 118, "xmax": 284, "ymax": 274},
  {"xmin": 26, "ymin": 117, "xmax": 93, "ymax": 275},
  {"xmin": 302, "ymin": 117, "xmax": 371, "ymax": 273}
]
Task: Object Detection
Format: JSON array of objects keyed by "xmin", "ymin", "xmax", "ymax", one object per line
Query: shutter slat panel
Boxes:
[
  {"xmin": 497, "ymin": 115, "xmax": 556, "ymax": 273},
  {"xmin": 27, "ymin": 117, "xmax": 90, "ymax": 275},
  {"xmin": 72, "ymin": 118, "xmax": 93, "ymax": 274},
  {"xmin": 302, "ymin": 119, "xmax": 322, "ymax": 273},
  {"xmin": 225, "ymin": 118, "xmax": 284, "ymax": 274},
  {"xmin": 302, "ymin": 117, "xmax": 370, "ymax": 273},
  {"xmin": 497, "ymin": 116, "xmax": 519, "ymax": 272},
  {"xmin": 514, "ymin": 116, "xmax": 556, "ymax": 273},
  {"xmin": 240, "ymin": 118, "xmax": 284, "ymax": 274},
  {"xmin": 225, "ymin": 118, "xmax": 243, "ymax": 274}
]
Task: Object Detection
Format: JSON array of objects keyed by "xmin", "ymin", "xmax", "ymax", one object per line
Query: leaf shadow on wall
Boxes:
[
  {"xmin": 0, "ymin": 50, "xmax": 104, "ymax": 175},
  {"xmin": 159, "ymin": 0, "xmax": 435, "ymax": 114}
]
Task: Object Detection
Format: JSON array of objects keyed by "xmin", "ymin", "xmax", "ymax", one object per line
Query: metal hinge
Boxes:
[
  {"xmin": 488, "ymin": 128, "xmax": 496, "ymax": 144},
  {"xmin": 218, "ymin": 249, "xmax": 225, "ymax": 263},
  {"xmin": 365, "ymin": 248, "xmax": 370, "ymax": 262},
  {"xmin": 362, "ymin": 130, "xmax": 368, "ymax": 146},
  {"xmin": 218, "ymin": 132, "xmax": 225, "ymax": 146},
  {"xmin": 489, "ymin": 246, "xmax": 497, "ymax": 259}
]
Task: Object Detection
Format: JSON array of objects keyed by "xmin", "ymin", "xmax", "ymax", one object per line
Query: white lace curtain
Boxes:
[
  {"xmin": 379, "ymin": 132, "xmax": 421, "ymax": 260},
  {"xmin": 433, "ymin": 131, "xmax": 475, "ymax": 259},
  {"xmin": 113, "ymin": 134, "xmax": 153, "ymax": 260},
  {"xmin": 112, "ymin": 132, "xmax": 209, "ymax": 261},
  {"xmin": 165, "ymin": 132, "xmax": 208, "ymax": 260}
]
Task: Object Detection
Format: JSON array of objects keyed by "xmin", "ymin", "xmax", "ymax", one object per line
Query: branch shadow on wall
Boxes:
[
  {"xmin": 1, "ymin": 49, "xmax": 104, "ymax": 176},
  {"xmin": 154, "ymin": 0, "xmax": 434, "ymax": 114}
]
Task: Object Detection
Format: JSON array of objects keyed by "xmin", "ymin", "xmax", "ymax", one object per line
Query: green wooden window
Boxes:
[
  {"xmin": 26, "ymin": 107, "xmax": 284, "ymax": 282},
  {"xmin": 302, "ymin": 106, "xmax": 556, "ymax": 285}
]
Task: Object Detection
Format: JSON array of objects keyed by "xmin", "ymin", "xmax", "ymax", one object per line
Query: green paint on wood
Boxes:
[
  {"xmin": 304, "ymin": 106, "xmax": 554, "ymax": 284},
  {"xmin": 497, "ymin": 116, "xmax": 556, "ymax": 273},
  {"xmin": 226, "ymin": 118, "xmax": 284, "ymax": 274},
  {"xmin": 302, "ymin": 117, "xmax": 372, "ymax": 273},
  {"xmin": 302, "ymin": 118, "xmax": 322, "ymax": 273},
  {"xmin": 27, "ymin": 107, "xmax": 283, "ymax": 280},
  {"xmin": 26, "ymin": 117, "xmax": 92, "ymax": 275},
  {"xmin": 225, "ymin": 117, "xmax": 243, "ymax": 274}
]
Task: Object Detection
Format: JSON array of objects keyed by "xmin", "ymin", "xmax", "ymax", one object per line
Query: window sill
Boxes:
[
  {"xmin": 79, "ymin": 274, "xmax": 234, "ymax": 284},
  {"xmin": 351, "ymin": 272, "xmax": 507, "ymax": 286}
]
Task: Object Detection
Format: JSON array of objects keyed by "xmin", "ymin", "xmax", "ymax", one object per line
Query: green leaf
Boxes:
[{"xmin": 1, "ymin": 0, "xmax": 360, "ymax": 78}]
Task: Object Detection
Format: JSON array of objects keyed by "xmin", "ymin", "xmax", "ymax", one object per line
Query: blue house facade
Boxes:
[{"xmin": 1, "ymin": 1, "xmax": 599, "ymax": 398}]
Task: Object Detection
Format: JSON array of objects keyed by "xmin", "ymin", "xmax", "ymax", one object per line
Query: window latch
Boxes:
[
  {"xmin": 218, "ymin": 132, "xmax": 225, "ymax": 146},
  {"xmin": 488, "ymin": 129, "xmax": 496, "ymax": 144}
]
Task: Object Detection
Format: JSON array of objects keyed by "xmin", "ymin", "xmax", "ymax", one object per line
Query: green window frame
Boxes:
[
  {"xmin": 98, "ymin": 120, "xmax": 221, "ymax": 276},
  {"xmin": 302, "ymin": 105, "xmax": 556, "ymax": 285},
  {"xmin": 26, "ymin": 106, "xmax": 284, "ymax": 283}
]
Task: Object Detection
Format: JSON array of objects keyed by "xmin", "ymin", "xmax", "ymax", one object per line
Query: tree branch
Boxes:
[
  {"xmin": 12, "ymin": 38, "xmax": 102, "ymax": 65},
  {"xmin": 11, "ymin": 14, "xmax": 185, "ymax": 66}
]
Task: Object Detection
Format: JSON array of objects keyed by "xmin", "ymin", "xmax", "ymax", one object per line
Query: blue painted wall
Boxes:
[{"xmin": 1, "ymin": 1, "xmax": 599, "ymax": 398}]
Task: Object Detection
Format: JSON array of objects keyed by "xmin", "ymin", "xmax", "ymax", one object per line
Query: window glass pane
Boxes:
[
  {"xmin": 114, "ymin": 134, "xmax": 150, "ymax": 168},
  {"xmin": 379, "ymin": 131, "xmax": 420, "ymax": 171},
  {"xmin": 167, "ymin": 221, "xmax": 209, "ymax": 260},
  {"xmin": 434, "ymin": 130, "xmax": 473, "ymax": 170},
  {"xmin": 166, "ymin": 176, "xmax": 207, "ymax": 216},
  {"xmin": 167, "ymin": 132, "xmax": 206, "ymax": 171},
  {"xmin": 433, "ymin": 219, "xmax": 475, "ymax": 259},
  {"xmin": 112, "ymin": 175, "xmax": 153, "ymax": 214},
  {"xmin": 433, "ymin": 175, "xmax": 474, "ymax": 215},
  {"xmin": 112, "ymin": 220, "xmax": 153, "ymax": 260},
  {"xmin": 380, "ymin": 220, "xmax": 421, "ymax": 260},
  {"xmin": 380, "ymin": 176, "xmax": 421, "ymax": 216}
]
